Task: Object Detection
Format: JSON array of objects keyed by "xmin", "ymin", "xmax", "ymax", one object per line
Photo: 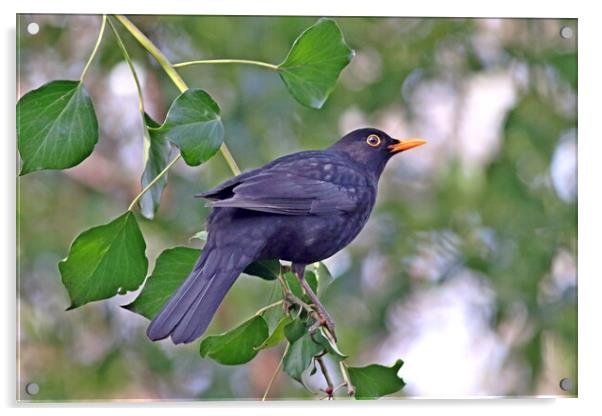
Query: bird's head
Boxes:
[{"xmin": 329, "ymin": 128, "xmax": 426, "ymax": 177}]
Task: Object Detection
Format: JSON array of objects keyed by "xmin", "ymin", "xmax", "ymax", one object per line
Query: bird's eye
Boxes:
[{"xmin": 366, "ymin": 134, "xmax": 381, "ymax": 147}]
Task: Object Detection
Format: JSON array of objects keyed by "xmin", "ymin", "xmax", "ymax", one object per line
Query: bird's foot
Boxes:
[{"xmin": 291, "ymin": 263, "xmax": 338, "ymax": 342}]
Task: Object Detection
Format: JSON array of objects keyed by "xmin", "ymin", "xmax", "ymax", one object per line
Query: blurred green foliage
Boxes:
[{"xmin": 17, "ymin": 15, "xmax": 576, "ymax": 400}]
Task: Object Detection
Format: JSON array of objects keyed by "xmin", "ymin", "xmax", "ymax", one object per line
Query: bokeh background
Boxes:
[{"xmin": 17, "ymin": 15, "xmax": 577, "ymax": 400}]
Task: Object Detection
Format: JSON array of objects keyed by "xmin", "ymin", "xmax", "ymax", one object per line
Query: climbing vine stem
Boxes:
[{"xmin": 113, "ymin": 14, "xmax": 242, "ymax": 177}]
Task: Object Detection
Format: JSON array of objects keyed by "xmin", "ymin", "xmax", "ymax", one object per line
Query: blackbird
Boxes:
[{"xmin": 147, "ymin": 128, "xmax": 425, "ymax": 344}]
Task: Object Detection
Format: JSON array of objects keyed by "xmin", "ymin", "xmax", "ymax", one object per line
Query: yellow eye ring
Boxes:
[{"xmin": 366, "ymin": 134, "xmax": 381, "ymax": 147}]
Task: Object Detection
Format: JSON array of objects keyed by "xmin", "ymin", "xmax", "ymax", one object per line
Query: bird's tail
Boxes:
[{"xmin": 147, "ymin": 244, "xmax": 249, "ymax": 344}]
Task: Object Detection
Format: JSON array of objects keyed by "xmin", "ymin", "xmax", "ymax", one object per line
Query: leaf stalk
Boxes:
[
  {"xmin": 339, "ymin": 361, "xmax": 356, "ymax": 397},
  {"xmin": 107, "ymin": 17, "xmax": 145, "ymax": 119},
  {"xmin": 316, "ymin": 356, "xmax": 335, "ymax": 399},
  {"xmin": 127, "ymin": 154, "xmax": 181, "ymax": 212},
  {"xmin": 254, "ymin": 299, "xmax": 284, "ymax": 316},
  {"xmin": 80, "ymin": 15, "xmax": 107, "ymax": 82},
  {"xmin": 173, "ymin": 59, "xmax": 278, "ymax": 71}
]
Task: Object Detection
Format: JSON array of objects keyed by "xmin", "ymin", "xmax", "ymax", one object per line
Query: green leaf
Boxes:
[
  {"xmin": 347, "ymin": 359, "xmax": 406, "ymax": 399},
  {"xmin": 278, "ymin": 18, "xmax": 354, "ymax": 109},
  {"xmin": 256, "ymin": 315, "xmax": 292, "ymax": 350},
  {"xmin": 261, "ymin": 296, "xmax": 286, "ymax": 330},
  {"xmin": 124, "ymin": 245, "xmax": 281, "ymax": 319},
  {"xmin": 139, "ymin": 113, "xmax": 171, "ymax": 219},
  {"xmin": 284, "ymin": 318, "xmax": 307, "ymax": 343},
  {"xmin": 304, "ymin": 271, "xmax": 319, "ymax": 295},
  {"xmin": 199, "ymin": 316, "xmax": 269, "ymax": 365},
  {"xmin": 17, "ymin": 80, "xmax": 99, "ymax": 175},
  {"xmin": 284, "ymin": 271, "xmax": 304, "ymax": 299},
  {"xmin": 284, "ymin": 271, "xmax": 318, "ymax": 301},
  {"xmin": 313, "ymin": 327, "xmax": 347, "ymax": 361},
  {"xmin": 546, "ymin": 51, "xmax": 577, "ymax": 89},
  {"xmin": 123, "ymin": 246, "xmax": 199, "ymax": 319},
  {"xmin": 283, "ymin": 332, "xmax": 324, "ymax": 382},
  {"xmin": 243, "ymin": 259, "xmax": 280, "ymax": 281},
  {"xmin": 313, "ymin": 262, "xmax": 334, "ymax": 296},
  {"xmin": 59, "ymin": 212, "xmax": 148, "ymax": 309},
  {"xmin": 155, "ymin": 89, "xmax": 224, "ymax": 166}
]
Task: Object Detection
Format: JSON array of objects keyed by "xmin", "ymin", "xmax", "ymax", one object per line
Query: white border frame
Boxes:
[{"xmin": 3, "ymin": 1, "xmax": 600, "ymax": 415}]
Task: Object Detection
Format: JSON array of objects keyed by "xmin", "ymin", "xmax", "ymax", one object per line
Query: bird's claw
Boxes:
[{"xmin": 312, "ymin": 307, "xmax": 337, "ymax": 342}]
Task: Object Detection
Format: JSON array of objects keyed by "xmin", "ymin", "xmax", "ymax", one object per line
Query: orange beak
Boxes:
[{"xmin": 388, "ymin": 138, "xmax": 427, "ymax": 154}]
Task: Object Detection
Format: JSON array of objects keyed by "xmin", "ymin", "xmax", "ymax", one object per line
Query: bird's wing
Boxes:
[
  {"xmin": 195, "ymin": 167, "xmax": 264, "ymax": 201},
  {"xmin": 200, "ymin": 154, "xmax": 367, "ymax": 216}
]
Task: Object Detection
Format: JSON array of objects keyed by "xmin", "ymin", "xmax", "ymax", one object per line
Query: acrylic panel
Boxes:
[{"xmin": 16, "ymin": 14, "xmax": 577, "ymax": 401}]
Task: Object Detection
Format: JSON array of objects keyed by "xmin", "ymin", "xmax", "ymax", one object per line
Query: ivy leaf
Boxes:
[
  {"xmin": 155, "ymin": 89, "xmax": 224, "ymax": 166},
  {"xmin": 347, "ymin": 359, "xmax": 406, "ymax": 399},
  {"xmin": 278, "ymin": 18, "xmax": 354, "ymax": 109},
  {"xmin": 283, "ymin": 332, "xmax": 324, "ymax": 382},
  {"xmin": 139, "ymin": 113, "xmax": 171, "ymax": 219},
  {"xmin": 17, "ymin": 80, "xmax": 99, "ymax": 175},
  {"xmin": 59, "ymin": 212, "xmax": 148, "ymax": 309},
  {"xmin": 123, "ymin": 246, "xmax": 199, "ymax": 319},
  {"xmin": 255, "ymin": 315, "xmax": 292, "ymax": 350},
  {"xmin": 199, "ymin": 316, "xmax": 269, "ymax": 365},
  {"xmin": 243, "ymin": 259, "xmax": 280, "ymax": 281}
]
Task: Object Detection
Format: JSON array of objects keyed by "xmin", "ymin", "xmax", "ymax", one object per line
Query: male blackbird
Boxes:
[{"xmin": 147, "ymin": 128, "xmax": 425, "ymax": 344}]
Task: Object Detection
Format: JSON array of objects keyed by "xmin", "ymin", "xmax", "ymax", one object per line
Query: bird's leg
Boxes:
[{"xmin": 291, "ymin": 263, "xmax": 337, "ymax": 341}]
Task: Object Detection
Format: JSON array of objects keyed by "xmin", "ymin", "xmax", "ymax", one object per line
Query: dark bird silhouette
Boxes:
[{"xmin": 147, "ymin": 128, "xmax": 426, "ymax": 344}]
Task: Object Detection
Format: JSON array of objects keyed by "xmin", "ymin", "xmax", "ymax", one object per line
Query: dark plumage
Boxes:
[{"xmin": 147, "ymin": 128, "xmax": 426, "ymax": 344}]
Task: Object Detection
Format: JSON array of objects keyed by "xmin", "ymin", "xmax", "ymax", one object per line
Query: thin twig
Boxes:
[
  {"xmin": 284, "ymin": 293, "xmax": 319, "ymax": 320},
  {"xmin": 316, "ymin": 356, "xmax": 334, "ymax": 399},
  {"xmin": 339, "ymin": 362, "xmax": 356, "ymax": 397},
  {"xmin": 107, "ymin": 17, "xmax": 145, "ymax": 117},
  {"xmin": 113, "ymin": 15, "xmax": 186, "ymax": 91},
  {"xmin": 262, "ymin": 343, "xmax": 289, "ymax": 401},
  {"xmin": 80, "ymin": 15, "xmax": 107, "ymax": 82},
  {"xmin": 332, "ymin": 382, "xmax": 347, "ymax": 394},
  {"xmin": 254, "ymin": 299, "xmax": 284, "ymax": 316}
]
